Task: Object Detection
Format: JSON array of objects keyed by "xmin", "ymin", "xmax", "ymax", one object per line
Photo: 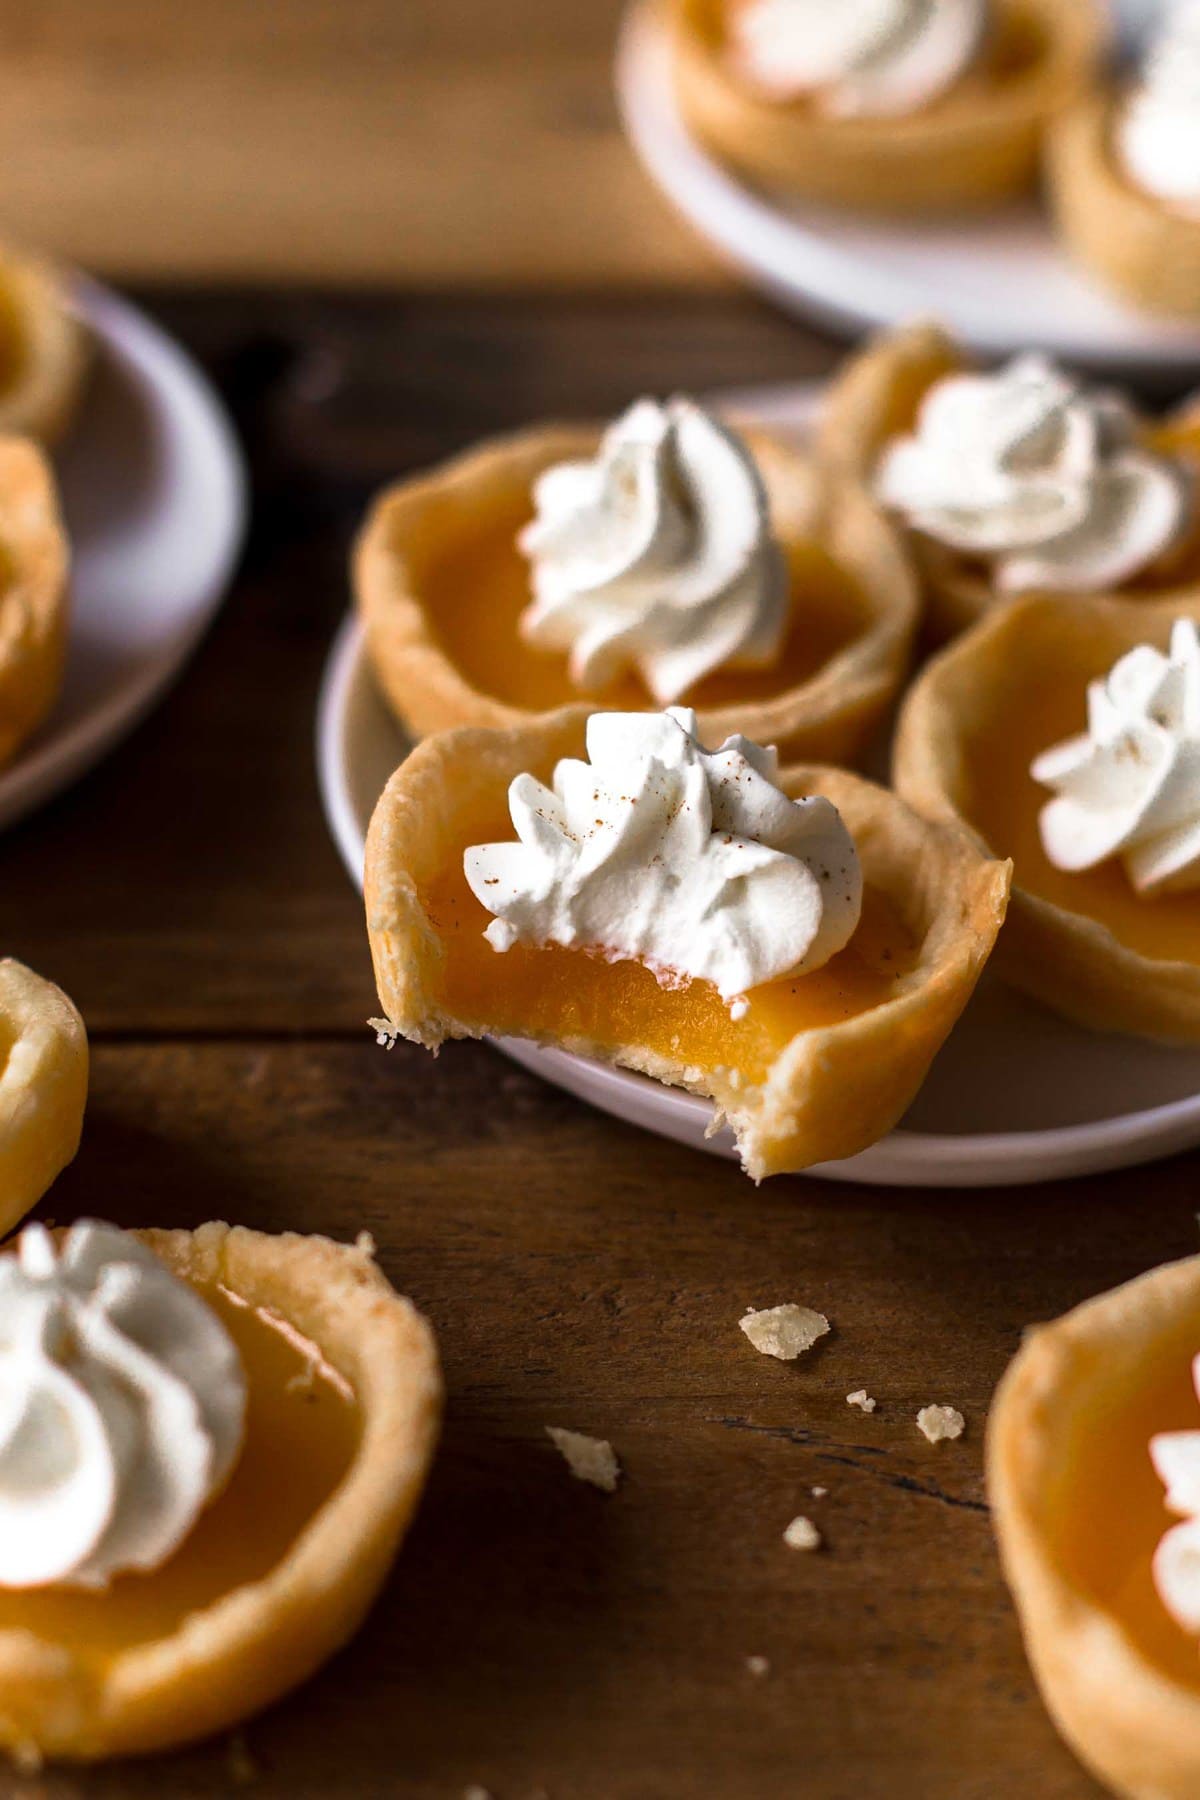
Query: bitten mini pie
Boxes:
[
  {"xmin": 666, "ymin": 0, "xmax": 1103, "ymax": 214},
  {"xmin": 0, "ymin": 1218, "xmax": 441, "ymax": 1763},
  {"xmin": 364, "ymin": 706, "xmax": 1009, "ymax": 1179},
  {"xmin": 0, "ymin": 245, "xmax": 89, "ymax": 445},
  {"xmin": 894, "ymin": 593, "xmax": 1200, "ymax": 1041},
  {"xmin": 0, "ymin": 957, "xmax": 87, "ymax": 1233},
  {"xmin": 989, "ymin": 1254, "xmax": 1200, "ymax": 1800},
  {"xmin": 0, "ymin": 436, "xmax": 70, "ymax": 766},
  {"xmin": 355, "ymin": 397, "xmax": 919, "ymax": 766}
]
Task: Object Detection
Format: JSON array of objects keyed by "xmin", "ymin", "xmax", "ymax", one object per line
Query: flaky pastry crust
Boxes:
[
  {"xmin": 666, "ymin": 0, "xmax": 1104, "ymax": 213},
  {"xmin": 0, "ymin": 247, "xmax": 89, "ymax": 445},
  {"xmin": 0, "ymin": 958, "xmax": 87, "ymax": 1234},
  {"xmin": 893, "ymin": 593, "xmax": 1200, "ymax": 1041},
  {"xmin": 354, "ymin": 423, "xmax": 919, "ymax": 766},
  {"xmin": 0, "ymin": 1224, "xmax": 442, "ymax": 1762},
  {"xmin": 364, "ymin": 710, "xmax": 1009, "ymax": 1179},
  {"xmin": 989, "ymin": 1255, "xmax": 1200, "ymax": 1800},
  {"xmin": 0, "ymin": 436, "xmax": 70, "ymax": 766}
]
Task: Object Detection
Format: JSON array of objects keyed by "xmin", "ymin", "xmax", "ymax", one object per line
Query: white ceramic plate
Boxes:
[
  {"xmin": 0, "ymin": 274, "xmax": 247, "ymax": 831},
  {"xmin": 615, "ymin": 2, "xmax": 1200, "ymax": 380}
]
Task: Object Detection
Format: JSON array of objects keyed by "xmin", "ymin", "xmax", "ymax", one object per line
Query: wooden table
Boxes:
[{"xmin": 6, "ymin": 288, "xmax": 1178, "ymax": 1800}]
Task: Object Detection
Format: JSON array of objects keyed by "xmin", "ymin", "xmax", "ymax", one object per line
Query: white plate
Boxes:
[
  {"xmin": 318, "ymin": 379, "xmax": 1200, "ymax": 1187},
  {"xmin": 615, "ymin": 3, "xmax": 1200, "ymax": 380},
  {"xmin": 0, "ymin": 275, "xmax": 247, "ymax": 831}
]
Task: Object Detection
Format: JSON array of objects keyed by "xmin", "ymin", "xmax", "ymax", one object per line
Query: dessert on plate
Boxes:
[
  {"xmin": 0, "ymin": 1217, "xmax": 440, "ymax": 1762},
  {"xmin": 0, "ymin": 435, "xmax": 71, "ymax": 766},
  {"xmin": 989, "ymin": 1253, "xmax": 1200, "ymax": 1800},
  {"xmin": 1049, "ymin": 0, "xmax": 1200, "ymax": 318},
  {"xmin": 818, "ymin": 321, "xmax": 1200, "ymax": 640},
  {"xmin": 665, "ymin": 0, "xmax": 1104, "ymax": 213},
  {"xmin": 355, "ymin": 395, "xmax": 919, "ymax": 765},
  {"xmin": 894, "ymin": 594, "xmax": 1200, "ymax": 1040},
  {"xmin": 0, "ymin": 244, "xmax": 89, "ymax": 444},
  {"xmin": 364, "ymin": 704, "xmax": 1009, "ymax": 1178},
  {"xmin": 0, "ymin": 957, "xmax": 87, "ymax": 1233}
]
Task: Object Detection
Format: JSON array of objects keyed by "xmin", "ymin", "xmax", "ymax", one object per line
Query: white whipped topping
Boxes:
[
  {"xmin": 1033, "ymin": 619, "xmax": 1200, "ymax": 897},
  {"xmin": 1151, "ymin": 1354, "xmax": 1200, "ymax": 1633},
  {"xmin": 463, "ymin": 706, "xmax": 862, "ymax": 1008},
  {"xmin": 518, "ymin": 398, "xmax": 787, "ymax": 707},
  {"xmin": 0, "ymin": 1220, "xmax": 246, "ymax": 1590},
  {"xmin": 731, "ymin": 0, "xmax": 986, "ymax": 115},
  {"xmin": 1118, "ymin": 1, "xmax": 1200, "ymax": 218},
  {"xmin": 875, "ymin": 354, "xmax": 1192, "ymax": 594}
]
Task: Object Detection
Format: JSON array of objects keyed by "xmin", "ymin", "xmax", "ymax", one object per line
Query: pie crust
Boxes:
[
  {"xmin": 0, "ymin": 435, "xmax": 70, "ymax": 767},
  {"xmin": 0, "ymin": 246, "xmax": 89, "ymax": 445},
  {"xmin": 989, "ymin": 1254, "xmax": 1200, "ymax": 1800},
  {"xmin": 818, "ymin": 321, "xmax": 1200, "ymax": 640},
  {"xmin": 0, "ymin": 958, "xmax": 87, "ymax": 1234},
  {"xmin": 1049, "ymin": 91, "xmax": 1200, "ymax": 320},
  {"xmin": 665, "ymin": 0, "xmax": 1104, "ymax": 214},
  {"xmin": 363, "ymin": 710, "xmax": 1010, "ymax": 1179},
  {"xmin": 893, "ymin": 592, "xmax": 1200, "ymax": 1041},
  {"xmin": 354, "ymin": 424, "xmax": 919, "ymax": 766},
  {"xmin": 0, "ymin": 1223, "xmax": 442, "ymax": 1762}
]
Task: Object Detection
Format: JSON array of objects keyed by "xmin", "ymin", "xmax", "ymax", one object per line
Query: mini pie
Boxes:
[
  {"xmin": 0, "ymin": 245, "xmax": 89, "ymax": 445},
  {"xmin": 354, "ymin": 424, "xmax": 919, "ymax": 766},
  {"xmin": 1049, "ymin": 91, "xmax": 1200, "ymax": 319},
  {"xmin": 363, "ymin": 709, "xmax": 1010, "ymax": 1180},
  {"xmin": 665, "ymin": 0, "xmax": 1104, "ymax": 214},
  {"xmin": 893, "ymin": 592, "xmax": 1200, "ymax": 1041},
  {"xmin": 0, "ymin": 1222, "xmax": 441, "ymax": 1763},
  {"xmin": 0, "ymin": 435, "xmax": 70, "ymax": 766},
  {"xmin": 0, "ymin": 957, "xmax": 87, "ymax": 1233},
  {"xmin": 817, "ymin": 321, "xmax": 1200, "ymax": 641},
  {"xmin": 989, "ymin": 1254, "xmax": 1200, "ymax": 1800}
]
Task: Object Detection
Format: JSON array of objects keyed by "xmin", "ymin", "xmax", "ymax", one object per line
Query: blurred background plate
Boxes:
[
  {"xmin": 0, "ymin": 275, "xmax": 247, "ymax": 831},
  {"xmin": 616, "ymin": 1, "xmax": 1200, "ymax": 381}
]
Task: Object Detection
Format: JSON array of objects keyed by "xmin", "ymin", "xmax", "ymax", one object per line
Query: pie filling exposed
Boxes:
[
  {"xmin": 400, "ymin": 495, "xmax": 873, "ymax": 715},
  {"xmin": 0, "ymin": 1280, "xmax": 361, "ymax": 1663}
]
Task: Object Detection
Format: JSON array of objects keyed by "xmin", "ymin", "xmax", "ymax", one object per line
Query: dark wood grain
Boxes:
[{"xmin": 0, "ymin": 291, "xmax": 1150, "ymax": 1798}]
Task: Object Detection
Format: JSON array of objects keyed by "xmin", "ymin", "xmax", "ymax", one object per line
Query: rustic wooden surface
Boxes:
[
  {"xmin": 0, "ymin": 0, "xmax": 713, "ymax": 287},
  {"xmin": 5, "ymin": 289, "xmax": 1180, "ymax": 1800}
]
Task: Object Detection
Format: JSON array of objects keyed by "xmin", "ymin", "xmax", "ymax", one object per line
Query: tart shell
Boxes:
[
  {"xmin": 0, "ymin": 958, "xmax": 88, "ymax": 1235},
  {"xmin": 0, "ymin": 247, "xmax": 89, "ymax": 445},
  {"xmin": 0, "ymin": 436, "xmax": 71, "ymax": 768},
  {"xmin": 666, "ymin": 0, "xmax": 1104, "ymax": 214},
  {"xmin": 364, "ymin": 709, "xmax": 1010, "ymax": 1180},
  {"xmin": 354, "ymin": 423, "xmax": 919, "ymax": 766},
  {"xmin": 989, "ymin": 1255, "xmax": 1200, "ymax": 1800},
  {"xmin": 0, "ymin": 1224, "xmax": 442, "ymax": 1762}
]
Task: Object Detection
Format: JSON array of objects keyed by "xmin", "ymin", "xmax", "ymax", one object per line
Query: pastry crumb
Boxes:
[
  {"xmin": 463, "ymin": 1788, "xmax": 493, "ymax": 1800},
  {"xmin": 917, "ymin": 1404, "xmax": 965, "ymax": 1443},
  {"xmin": 783, "ymin": 1514, "xmax": 821, "ymax": 1551},
  {"xmin": 354, "ymin": 1229, "xmax": 377, "ymax": 1260},
  {"xmin": 847, "ymin": 1389, "xmax": 876, "ymax": 1413},
  {"xmin": 740, "ymin": 1303, "xmax": 830, "ymax": 1360},
  {"xmin": 745, "ymin": 1654, "xmax": 770, "ymax": 1677},
  {"xmin": 368, "ymin": 1016, "xmax": 398, "ymax": 1048},
  {"xmin": 227, "ymin": 1732, "xmax": 258, "ymax": 1786},
  {"xmin": 546, "ymin": 1426, "xmax": 620, "ymax": 1492},
  {"xmin": 10, "ymin": 1741, "xmax": 42, "ymax": 1776},
  {"xmin": 811, "ymin": 1485, "xmax": 827, "ymax": 1498}
]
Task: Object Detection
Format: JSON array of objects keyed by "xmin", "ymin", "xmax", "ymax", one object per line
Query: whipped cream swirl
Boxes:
[
  {"xmin": 464, "ymin": 706, "xmax": 862, "ymax": 1008},
  {"xmin": 1032, "ymin": 619, "xmax": 1200, "ymax": 896},
  {"xmin": 1151, "ymin": 1353, "xmax": 1200, "ymax": 1633},
  {"xmin": 875, "ymin": 355, "xmax": 1192, "ymax": 594},
  {"xmin": 731, "ymin": 0, "xmax": 986, "ymax": 115},
  {"xmin": 0, "ymin": 1220, "xmax": 246, "ymax": 1590},
  {"xmin": 518, "ymin": 398, "xmax": 787, "ymax": 707},
  {"xmin": 1118, "ymin": 0, "xmax": 1200, "ymax": 218}
]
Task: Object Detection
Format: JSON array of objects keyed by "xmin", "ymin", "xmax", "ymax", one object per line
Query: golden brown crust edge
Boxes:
[
  {"xmin": 0, "ymin": 958, "xmax": 88, "ymax": 1237},
  {"xmin": 893, "ymin": 592, "xmax": 1200, "ymax": 1042},
  {"xmin": 988, "ymin": 1256, "xmax": 1200, "ymax": 1800},
  {"xmin": 354, "ymin": 423, "xmax": 919, "ymax": 766},
  {"xmin": 0, "ymin": 436, "xmax": 70, "ymax": 768},
  {"xmin": 0, "ymin": 1224, "xmax": 442, "ymax": 1762},
  {"xmin": 0, "ymin": 250, "xmax": 90, "ymax": 446},
  {"xmin": 364, "ymin": 712, "xmax": 1010, "ymax": 1180},
  {"xmin": 666, "ymin": 0, "xmax": 1105, "ymax": 214}
]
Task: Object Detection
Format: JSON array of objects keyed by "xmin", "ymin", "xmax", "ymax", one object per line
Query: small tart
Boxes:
[
  {"xmin": 0, "ymin": 435, "xmax": 70, "ymax": 766},
  {"xmin": 817, "ymin": 321, "xmax": 1200, "ymax": 641},
  {"xmin": 0, "ymin": 246, "xmax": 89, "ymax": 445},
  {"xmin": 1049, "ymin": 91, "xmax": 1200, "ymax": 320},
  {"xmin": 354, "ymin": 424, "xmax": 919, "ymax": 766},
  {"xmin": 893, "ymin": 592, "xmax": 1200, "ymax": 1041},
  {"xmin": 0, "ymin": 958, "xmax": 87, "ymax": 1233},
  {"xmin": 0, "ymin": 1223, "xmax": 441, "ymax": 1762},
  {"xmin": 666, "ymin": 0, "xmax": 1104, "ymax": 214},
  {"xmin": 363, "ymin": 710, "xmax": 1009, "ymax": 1180},
  {"xmin": 989, "ymin": 1255, "xmax": 1200, "ymax": 1800}
]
